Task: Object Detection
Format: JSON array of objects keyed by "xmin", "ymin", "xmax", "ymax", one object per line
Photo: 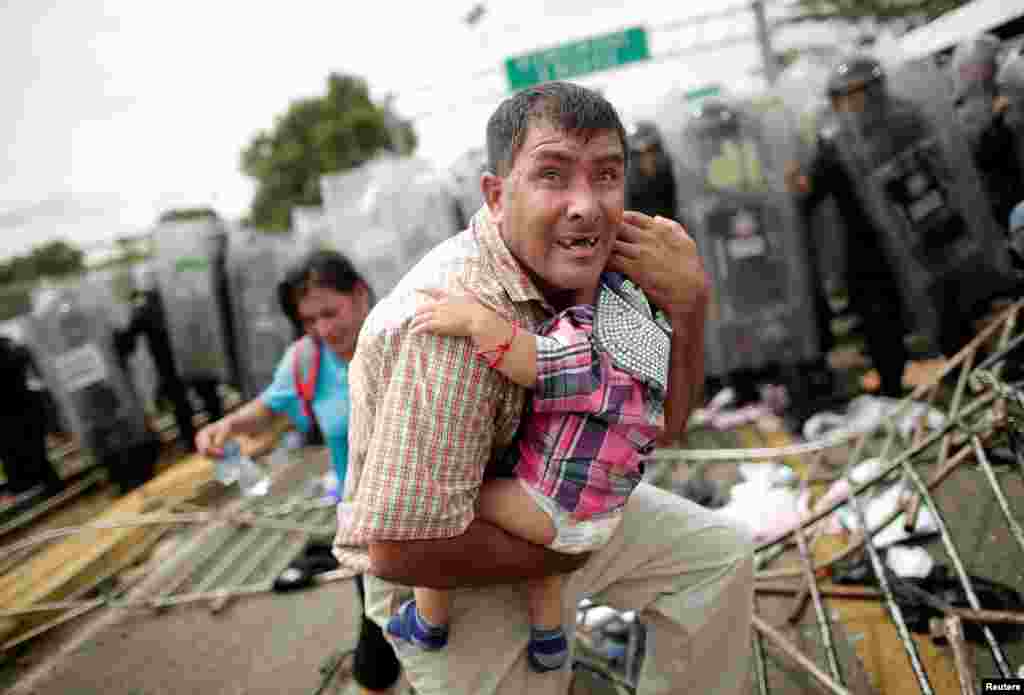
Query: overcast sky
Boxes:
[{"xmin": 1, "ymin": 0, "xmax": 841, "ymax": 261}]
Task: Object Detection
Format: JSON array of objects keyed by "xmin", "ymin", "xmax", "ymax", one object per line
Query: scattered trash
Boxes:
[
  {"xmin": 802, "ymin": 395, "xmax": 945, "ymax": 442},
  {"xmin": 216, "ymin": 440, "xmax": 271, "ymax": 497},
  {"xmin": 737, "ymin": 461, "xmax": 796, "ymax": 487},
  {"xmin": 673, "ymin": 475, "xmax": 727, "ymax": 509},
  {"xmin": 834, "ymin": 563, "xmax": 1024, "ymax": 644},
  {"xmin": 835, "ymin": 480, "xmax": 938, "ymax": 548},
  {"xmin": 886, "ymin": 545, "xmax": 935, "ymax": 579},
  {"xmin": 718, "ymin": 478, "xmax": 808, "ymax": 544},
  {"xmin": 691, "ymin": 385, "xmax": 790, "ymax": 431},
  {"xmin": 272, "ymin": 539, "xmax": 340, "ymax": 593}
]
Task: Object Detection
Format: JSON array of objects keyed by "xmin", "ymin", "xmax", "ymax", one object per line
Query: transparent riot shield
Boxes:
[
  {"xmin": 829, "ymin": 57, "xmax": 1018, "ymax": 353},
  {"xmin": 151, "ymin": 218, "xmax": 234, "ymax": 383},
  {"xmin": 73, "ymin": 267, "xmax": 160, "ymax": 414},
  {"xmin": 448, "ymin": 147, "xmax": 487, "ymax": 229},
  {"xmin": 951, "ymin": 35, "xmax": 1001, "ymax": 148},
  {"xmin": 658, "ymin": 97, "xmax": 820, "ymax": 379},
  {"xmin": 321, "ymin": 155, "xmax": 461, "ymax": 299},
  {"xmin": 997, "ymin": 54, "xmax": 1024, "ymax": 186},
  {"xmin": 226, "ymin": 229, "xmax": 295, "ymax": 400},
  {"xmin": 777, "ymin": 55, "xmax": 849, "ymax": 297},
  {"xmin": 24, "ymin": 288, "xmax": 151, "ymax": 463}
]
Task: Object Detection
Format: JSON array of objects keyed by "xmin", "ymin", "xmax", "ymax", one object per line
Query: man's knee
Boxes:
[{"xmin": 637, "ymin": 483, "xmax": 756, "ymax": 574}]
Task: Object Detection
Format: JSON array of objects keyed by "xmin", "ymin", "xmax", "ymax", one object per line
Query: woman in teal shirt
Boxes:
[{"xmin": 195, "ymin": 250, "xmax": 401, "ymax": 695}]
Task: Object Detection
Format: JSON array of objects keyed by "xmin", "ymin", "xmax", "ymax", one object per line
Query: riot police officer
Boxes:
[
  {"xmin": 952, "ymin": 34, "xmax": 1023, "ymax": 230},
  {"xmin": 787, "ymin": 56, "xmax": 912, "ymax": 397},
  {"xmin": 114, "ymin": 266, "xmax": 199, "ymax": 451},
  {"xmin": 788, "ymin": 54, "xmax": 1017, "ymax": 374},
  {"xmin": 674, "ymin": 97, "xmax": 820, "ymax": 405},
  {"xmin": 626, "ymin": 121, "xmax": 678, "ymax": 221},
  {"xmin": 0, "ymin": 334, "xmax": 64, "ymax": 499}
]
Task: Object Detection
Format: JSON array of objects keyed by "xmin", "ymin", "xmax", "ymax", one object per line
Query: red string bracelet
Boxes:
[{"xmin": 476, "ymin": 322, "xmax": 518, "ymax": 370}]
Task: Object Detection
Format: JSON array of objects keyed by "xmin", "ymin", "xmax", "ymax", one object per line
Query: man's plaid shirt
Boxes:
[
  {"xmin": 334, "ymin": 209, "xmax": 550, "ymax": 566},
  {"xmin": 333, "ymin": 209, "xmax": 665, "ymax": 567}
]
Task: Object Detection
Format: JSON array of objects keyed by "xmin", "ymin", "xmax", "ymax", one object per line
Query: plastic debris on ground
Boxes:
[
  {"xmin": 717, "ymin": 461, "xmax": 806, "ymax": 543},
  {"xmin": 885, "ymin": 545, "xmax": 935, "ymax": 579},
  {"xmin": 802, "ymin": 395, "xmax": 945, "ymax": 442},
  {"xmin": 690, "ymin": 384, "xmax": 791, "ymax": 431},
  {"xmin": 832, "ymin": 472, "xmax": 939, "ymax": 548}
]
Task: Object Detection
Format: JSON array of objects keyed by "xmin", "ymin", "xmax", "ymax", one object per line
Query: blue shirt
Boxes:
[{"xmin": 260, "ymin": 338, "xmax": 350, "ymax": 486}]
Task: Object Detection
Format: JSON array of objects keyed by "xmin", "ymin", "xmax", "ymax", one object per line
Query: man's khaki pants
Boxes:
[{"xmin": 365, "ymin": 482, "xmax": 755, "ymax": 694}]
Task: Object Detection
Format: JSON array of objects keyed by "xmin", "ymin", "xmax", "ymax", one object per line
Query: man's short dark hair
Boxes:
[{"xmin": 485, "ymin": 81, "xmax": 629, "ymax": 177}]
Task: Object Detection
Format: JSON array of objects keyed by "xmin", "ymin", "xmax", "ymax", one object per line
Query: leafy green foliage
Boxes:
[
  {"xmin": 240, "ymin": 73, "xmax": 417, "ymax": 232},
  {"xmin": 0, "ymin": 240, "xmax": 85, "ymax": 286},
  {"xmin": 158, "ymin": 207, "xmax": 221, "ymax": 224},
  {"xmin": 792, "ymin": 0, "xmax": 970, "ymax": 23}
]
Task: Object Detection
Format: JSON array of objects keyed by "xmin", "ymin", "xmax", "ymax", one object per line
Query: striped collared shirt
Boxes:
[{"xmin": 334, "ymin": 209, "xmax": 550, "ymax": 564}]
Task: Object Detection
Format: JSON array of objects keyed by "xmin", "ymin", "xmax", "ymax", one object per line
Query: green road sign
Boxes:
[
  {"xmin": 685, "ymin": 85, "xmax": 721, "ymax": 102},
  {"xmin": 505, "ymin": 26, "xmax": 650, "ymax": 92}
]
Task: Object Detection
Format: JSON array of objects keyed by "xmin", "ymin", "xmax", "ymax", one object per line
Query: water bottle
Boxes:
[
  {"xmin": 237, "ymin": 453, "xmax": 270, "ymax": 497},
  {"xmin": 215, "ymin": 440, "xmax": 242, "ymax": 485},
  {"xmin": 218, "ymin": 440, "xmax": 270, "ymax": 496}
]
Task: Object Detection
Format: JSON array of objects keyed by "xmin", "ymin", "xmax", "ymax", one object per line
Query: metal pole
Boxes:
[{"xmin": 752, "ymin": 0, "xmax": 778, "ymax": 85}]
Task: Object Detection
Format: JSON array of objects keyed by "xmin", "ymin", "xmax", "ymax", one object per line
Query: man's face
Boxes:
[{"xmin": 484, "ymin": 121, "xmax": 626, "ymax": 306}]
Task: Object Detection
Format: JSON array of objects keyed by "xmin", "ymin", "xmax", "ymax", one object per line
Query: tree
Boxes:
[
  {"xmin": 158, "ymin": 207, "xmax": 221, "ymax": 224},
  {"xmin": 790, "ymin": 0, "xmax": 970, "ymax": 23},
  {"xmin": 0, "ymin": 240, "xmax": 85, "ymax": 285},
  {"xmin": 30, "ymin": 240, "xmax": 85, "ymax": 278},
  {"xmin": 240, "ymin": 73, "xmax": 417, "ymax": 232}
]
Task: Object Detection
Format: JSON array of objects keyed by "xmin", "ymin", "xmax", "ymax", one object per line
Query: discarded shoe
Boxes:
[{"xmin": 272, "ymin": 539, "xmax": 340, "ymax": 593}]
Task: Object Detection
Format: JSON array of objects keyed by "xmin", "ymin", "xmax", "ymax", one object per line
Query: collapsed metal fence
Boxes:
[
  {"xmin": 645, "ymin": 299, "xmax": 1024, "ymax": 695},
  {"xmin": 2, "ymin": 302, "xmax": 1024, "ymax": 694}
]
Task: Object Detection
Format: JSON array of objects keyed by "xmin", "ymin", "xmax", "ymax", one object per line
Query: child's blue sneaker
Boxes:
[
  {"xmin": 527, "ymin": 625, "xmax": 568, "ymax": 672},
  {"xmin": 386, "ymin": 599, "xmax": 449, "ymax": 651}
]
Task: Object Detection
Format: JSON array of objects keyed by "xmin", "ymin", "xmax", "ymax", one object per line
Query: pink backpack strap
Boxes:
[{"xmin": 292, "ymin": 335, "xmax": 321, "ymax": 421}]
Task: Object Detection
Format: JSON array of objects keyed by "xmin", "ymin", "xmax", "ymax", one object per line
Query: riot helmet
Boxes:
[
  {"xmin": 628, "ymin": 121, "xmax": 663, "ymax": 152},
  {"xmin": 628, "ymin": 120, "xmax": 666, "ymax": 178},
  {"xmin": 687, "ymin": 99, "xmax": 765, "ymax": 191},
  {"xmin": 826, "ymin": 54, "xmax": 888, "ymax": 132},
  {"xmin": 951, "ymin": 34, "xmax": 1001, "ymax": 102},
  {"xmin": 997, "ymin": 53, "xmax": 1024, "ymax": 129},
  {"xmin": 826, "ymin": 54, "xmax": 885, "ymax": 98},
  {"xmin": 691, "ymin": 100, "xmax": 741, "ymax": 139}
]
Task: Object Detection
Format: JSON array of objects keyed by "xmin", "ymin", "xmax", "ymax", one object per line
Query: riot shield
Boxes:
[
  {"xmin": 321, "ymin": 155, "xmax": 461, "ymax": 299},
  {"xmin": 951, "ymin": 34, "xmax": 1001, "ymax": 147},
  {"xmin": 657, "ymin": 96, "xmax": 820, "ymax": 379},
  {"xmin": 226, "ymin": 229, "xmax": 295, "ymax": 400},
  {"xmin": 776, "ymin": 56, "xmax": 850, "ymax": 302},
  {"xmin": 448, "ymin": 148, "xmax": 487, "ymax": 229},
  {"xmin": 828, "ymin": 57, "xmax": 1018, "ymax": 354},
  {"xmin": 72, "ymin": 267, "xmax": 162, "ymax": 414},
  {"xmin": 997, "ymin": 54, "xmax": 1024, "ymax": 184},
  {"xmin": 24, "ymin": 288, "xmax": 150, "ymax": 462},
  {"xmin": 151, "ymin": 218, "xmax": 234, "ymax": 383}
]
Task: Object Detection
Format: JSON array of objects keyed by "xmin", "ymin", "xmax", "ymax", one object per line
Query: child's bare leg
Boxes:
[
  {"xmin": 476, "ymin": 478, "xmax": 556, "ymax": 546},
  {"xmin": 414, "ymin": 587, "xmax": 449, "ymax": 626},
  {"xmin": 386, "ymin": 585, "xmax": 450, "ymax": 651},
  {"xmin": 478, "ymin": 478, "xmax": 569, "ymax": 672},
  {"xmin": 527, "ymin": 574, "xmax": 564, "ymax": 629}
]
